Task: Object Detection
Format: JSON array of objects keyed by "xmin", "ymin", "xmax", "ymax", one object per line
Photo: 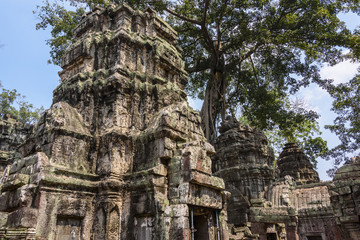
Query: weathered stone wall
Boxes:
[
  {"xmin": 250, "ymin": 149, "xmax": 343, "ymax": 240},
  {"xmin": 212, "ymin": 117, "xmax": 275, "ymax": 238},
  {"xmin": 0, "ymin": 115, "xmax": 31, "ymax": 176},
  {"xmin": 0, "ymin": 4, "xmax": 228, "ymax": 240},
  {"xmin": 212, "ymin": 117, "xmax": 346, "ymax": 240},
  {"xmin": 329, "ymin": 156, "xmax": 360, "ymax": 240}
]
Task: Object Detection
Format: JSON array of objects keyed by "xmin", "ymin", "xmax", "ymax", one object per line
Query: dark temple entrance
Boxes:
[
  {"xmin": 194, "ymin": 214, "xmax": 209, "ymax": 240},
  {"xmin": 190, "ymin": 207, "xmax": 220, "ymax": 240},
  {"xmin": 267, "ymin": 233, "xmax": 277, "ymax": 240}
]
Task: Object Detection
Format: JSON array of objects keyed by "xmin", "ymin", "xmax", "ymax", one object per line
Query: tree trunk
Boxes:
[{"xmin": 200, "ymin": 64, "xmax": 226, "ymax": 144}]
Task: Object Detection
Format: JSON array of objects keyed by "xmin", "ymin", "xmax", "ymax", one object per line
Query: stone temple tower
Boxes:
[
  {"xmin": 277, "ymin": 143, "xmax": 320, "ymax": 185},
  {"xmin": 212, "ymin": 117, "xmax": 275, "ymax": 228},
  {"xmin": 0, "ymin": 4, "xmax": 228, "ymax": 240}
]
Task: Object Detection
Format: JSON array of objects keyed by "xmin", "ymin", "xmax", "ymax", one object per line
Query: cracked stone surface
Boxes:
[
  {"xmin": 0, "ymin": 4, "xmax": 228, "ymax": 240},
  {"xmin": 0, "ymin": 115, "xmax": 31, "ymax": 177},
  {"xmin": 212, "ymin": 116, "xmax": 275, "ymax": 229},
  {"xmin": 329, "ymin": 156, "xmax": 360, "ymax": 240},
  {"xmin": 213, "ymin": 117, "xmax": 348, "ymax": 240}
]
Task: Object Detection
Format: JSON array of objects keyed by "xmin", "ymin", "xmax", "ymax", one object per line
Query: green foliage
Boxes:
[
  {"xmin": 34, "ymin": 0, "xmax": 90, "ymax": 65},
  {"xmin": 34, "ymin": 0, "xmax": 360, "ymax": 165},
  {"xmin": 263, "ymin": 97, "xmax": 328, "ymax": 167},
  {"xmin": 0, "ymin": 83, "xmax": 44, "ymax": 124},
  {"xmin": 164, "ymin": 0, "xmax": 359, "ymax": 147},
  {"xmin": 237, "ymin": 96, "xmax": 328, "ymax": 167},
  {"xmin": 324, "ymin": 72, "xmax": 360, "ymax": 167}
]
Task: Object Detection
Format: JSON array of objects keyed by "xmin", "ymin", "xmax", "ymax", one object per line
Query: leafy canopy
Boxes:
[
  {"xmin": 324, "ymin": 71, "xmax": 360, "ymax": 169},
  {"xmin": 263, "ymin": 97, "xmax": 328, "ymax": 167},
  {"xmin": 34, "ymin": 0, "xmax": 360, "ymax": 166}
]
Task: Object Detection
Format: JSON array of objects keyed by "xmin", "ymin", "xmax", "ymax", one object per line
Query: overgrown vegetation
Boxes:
[{"xmin": 34, "ymin": 0, "xmax": 360, "ymax": 168}]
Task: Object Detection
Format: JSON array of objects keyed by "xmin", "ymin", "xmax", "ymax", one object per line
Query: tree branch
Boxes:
[
  {"xmin": 166, "ymin": 1, "xmax": 217, "ymax": 61},
  {"xmin": 165, "ymin": 8, "xmax": 201, "ymax": 25},
  {"xmin": 183, "ymin": 36, "xmax": 201, "ymax": 49},
  {"xmin": 202, "ymin": 0, "xmax": 210, "ymax": 24},
  {"xmin": 224, "ymin": 43, "xmax": 260, "ymax": 71},
  {"xmin": 239, "ymin": 43, "xmax": 260, "ymax": 63},
  {"xmin": 200, "ymin": 0, "xmax": 218, "ymax": 60},
  {"xmin": 250, "ymin": 56, "xmax": 259, "ymax": 87}
]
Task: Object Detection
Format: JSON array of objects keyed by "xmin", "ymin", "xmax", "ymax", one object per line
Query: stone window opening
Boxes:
[{"xmin": 251, "ymin": 180, "xmax": 258, "ymax": 196}]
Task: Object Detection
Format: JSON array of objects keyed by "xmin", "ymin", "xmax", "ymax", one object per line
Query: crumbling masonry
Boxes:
[
  {"xmin": 0, "ymin": 5, "xmax": 228, "ymax": 240},
  {"xmin": 0, "ymin": 4, "xmax": 359, "ymax": 240},
  {"xmin": 212, "ymin": 117, "xmax": 360, "ymax": 240}
]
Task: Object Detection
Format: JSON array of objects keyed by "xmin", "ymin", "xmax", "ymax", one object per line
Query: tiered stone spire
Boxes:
[
  {"xmin": 0, "ymin": 4, "xmax": 227, "ymax": 240},
  {"xmin": 278, "ymin": 143, "xmax": 320, "ymax": 185}
]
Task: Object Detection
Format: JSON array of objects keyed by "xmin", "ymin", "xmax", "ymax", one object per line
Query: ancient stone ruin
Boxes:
[
  {"xmin": 0, "ymin": 5, "xmax": 227, "ymax": 239},
  {"xmin": 0, "ymin": 4, "xmax": 359, "ymax": 240},
  {"xmin": 329, "ymin": 156, "xmax": 360, "ymax": 240},
  {"xmin": 277, "ymin": 143, "xmax": 320, "ymax": 185},
  {"xmin": 0, "ymin": 115, "xmax": 31, "ymax": 176},
  {"xmin": 212, "ymin": 116, "xmax": 275, "ymax": 230},
  {"xmin": 212, "ymin": 117, "xmax": 360, "ymax": 240}
]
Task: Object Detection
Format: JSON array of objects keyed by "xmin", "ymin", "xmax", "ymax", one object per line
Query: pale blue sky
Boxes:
[
  {"xmin": 0, "ymin": 1, "xmax": 61, "ymax": 109},
  {"xmin": 1, "ymin": 1, "xmax": 359, "ymax": 180}
]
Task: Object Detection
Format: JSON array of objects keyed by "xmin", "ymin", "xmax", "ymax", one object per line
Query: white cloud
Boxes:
[
  {"xmin": 320, "ymin": 60, "xmax": 359, "ymax": 84},
  {"xmin": 291, "ymin": 59, "xmax": 358, "ymax": 114},
  {"xmin": 296, "ymin": 85, "xmax": 326, "ymax": 113},
  {"xmin": 299, "ymin": 86, "xmax": 324, "ymax": 101},
  {"xmin": 295, "ymin": 60, "xmax": 359, "ymax": 120}
]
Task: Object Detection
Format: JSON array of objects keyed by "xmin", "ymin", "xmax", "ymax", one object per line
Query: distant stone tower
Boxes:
[
  {"xmin": 0, "ymin": 4, "xmax": 228, "ymax": 240},
  {"xmin": 212, "ymin": 119, "xmax": 343, "ymax": 240},
  {"xmin": 212, "ymin": 116, "xmax": 275, "ymax": 227},
  {"xmin": 278, "ymin": 143, "xmax": 320, "ymax": 185}
]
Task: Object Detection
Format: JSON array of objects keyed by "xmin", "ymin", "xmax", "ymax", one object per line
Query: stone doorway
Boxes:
[
  {"xmin": 190, "ymin": 207, "xmax": 220, "ymax": 240},
  {"xmin": 134, "ymin": 216, "xmax": 153, "ymax": 240},
  {"xmin": 267, "ymin": 233, "xmax": 277, "ymax": 240},
  {"xmin": 194, "ymin": 214, "xmax": 209, "ymax": 240}
]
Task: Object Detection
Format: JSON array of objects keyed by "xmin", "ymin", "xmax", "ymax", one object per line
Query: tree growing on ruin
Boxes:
[{"xmin": 34, "ymin": 0, "xmax": 360, "ymax": 165}]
